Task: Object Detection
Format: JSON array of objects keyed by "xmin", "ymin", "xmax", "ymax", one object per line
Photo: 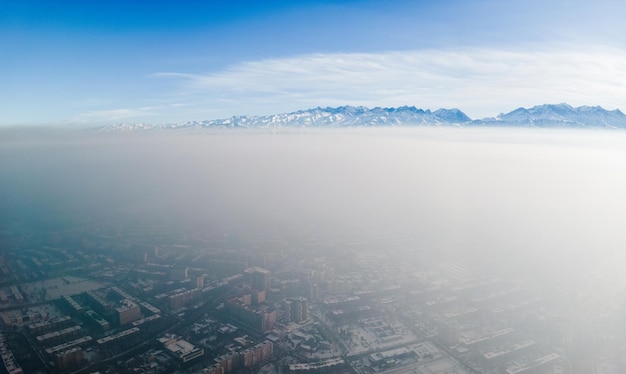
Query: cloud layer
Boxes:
[{"xmin": 152, "ymin": 47, "xmax": 626, "ymax": 121}]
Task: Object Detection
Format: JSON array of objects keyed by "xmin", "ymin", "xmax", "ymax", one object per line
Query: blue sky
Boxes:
[{"xmin": 2, "ymin": 0, "xmax": 626, "ymax": 126}]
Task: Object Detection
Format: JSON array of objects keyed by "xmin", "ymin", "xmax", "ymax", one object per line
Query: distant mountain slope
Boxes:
[
  {"xmin": 99, "ymin": 104, "xmax": 626, "ymax": 131},
  {"xmin": 100, "ymin": 106, "xmax": 471, "ymax": 131},
  {"xmin": 473, "ymin": 103, "xmax": 626, "ymax": 128}
]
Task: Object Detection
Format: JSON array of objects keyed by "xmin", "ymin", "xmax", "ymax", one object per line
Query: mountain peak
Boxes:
[
  {"xmin": 482, "ymin": 103, "xmax": 626, "ymax": 128},
  {"xmin": 99, "ymin": 103, "xmax": 626, "ymax": 131}
]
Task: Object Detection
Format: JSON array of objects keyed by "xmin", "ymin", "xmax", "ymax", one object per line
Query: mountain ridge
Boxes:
[
  {"xmin": 475, "ymin": 103, "xmax": 626, "ymax": 128},
  {"xmin": 99, "ymin": 104, "xmax": 626, "ymax": 131}
]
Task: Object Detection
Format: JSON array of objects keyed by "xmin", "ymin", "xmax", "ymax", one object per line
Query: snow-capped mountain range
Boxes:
[
  {"xmin": 478, "ymin": 103, "xmax": 626, "ymax": 128},
  {"xmin": 101, "ymin": 104, "xmax": 626, "ymax": 131}
]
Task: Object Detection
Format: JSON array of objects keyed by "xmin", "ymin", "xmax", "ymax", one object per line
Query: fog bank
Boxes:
[{"xmin": 2, "ymin": 127, "xmax": 626, "ymax": 286}]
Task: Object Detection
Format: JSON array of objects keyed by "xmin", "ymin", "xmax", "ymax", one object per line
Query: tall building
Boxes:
[
  {"xmin": 217, "ymin": 352, "xmax": 237, "ymax": 373},
  {"xmin": 290, "ymin": 297, "xmax": 309, "ymax": 323},
  {"xmin": 283, "ymin": 300, "xmax": 292, "ymax": 323},
  {"xmin": 247, "ymin": 267, "xmax": 271, "ymax": 292},
  {"xmin": 307, "ymin": 282, "xmax": 320, "ymax": 301},
  {"xmin": 195, "ymin": 275, "xmax": 205, "ymax": 289}
]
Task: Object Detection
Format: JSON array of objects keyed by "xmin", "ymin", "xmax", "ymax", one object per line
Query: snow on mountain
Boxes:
[
  {"xmin": 191, "ymin": 105, "xmax": 472, "ymax": 128},
  {"xmin": 98, "ymin": 104, "xmax": 626, "ymax": 131},
  {"xmin": 474, "ymin": 103, "xmax": 626, "ymax": 128},
  {"xmin": 99, "ymin": 106, "xmax": 471, "ymax": 131}
]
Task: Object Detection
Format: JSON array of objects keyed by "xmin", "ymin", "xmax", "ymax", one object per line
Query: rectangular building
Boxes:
[
  {"xmin": 159, "ymin": 335, "xmax": 204, "ymax": 363},
  {"xmin": 116, "ymin": 299, "xmax": 141, "ymax": 325}
]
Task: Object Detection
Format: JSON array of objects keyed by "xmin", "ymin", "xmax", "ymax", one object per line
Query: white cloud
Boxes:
[
  {"xmin": 154, "ymin": 46, "xmax": 626, "ymax": 119},
  {"xmin": 74, "ymin": 107, "xmax": 158, "ymax": 123}
]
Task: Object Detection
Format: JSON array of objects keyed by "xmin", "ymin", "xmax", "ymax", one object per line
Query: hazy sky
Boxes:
[
  {"xmin": 2, "ymin": 128, "xmax": 626, "ymax": 285},
  {"xmin": 2, "ymin": 0, "xmax": 626, "ymax": 125}
]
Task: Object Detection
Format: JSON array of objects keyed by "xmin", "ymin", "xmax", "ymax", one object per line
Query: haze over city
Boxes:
[{"xmin": 2, "ymin": 1, "xmax": 626, "ymax": 374}]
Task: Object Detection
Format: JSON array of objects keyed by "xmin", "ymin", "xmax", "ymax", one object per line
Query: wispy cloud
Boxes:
[
  {"xmin": 74, "ymin": 107, "xmax": 158, "ymax": 123},
  {"xmin": 154, "ymin": 46, "xmax": 626, "ymax": 119}
]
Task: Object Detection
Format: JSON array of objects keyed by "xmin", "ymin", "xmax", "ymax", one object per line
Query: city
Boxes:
[{"xmin": 2, "ymin": 217, "xmax": 620, "ymax": 374}]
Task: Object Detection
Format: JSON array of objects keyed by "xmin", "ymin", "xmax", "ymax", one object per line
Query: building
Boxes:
[
  {"xmin": 36, "ymin": 326, "xmax": 82, "ymax": 346},
  {"xmin": 132, "ymin": 314, "xmax": 161, "ymax": 327},
  {"xmin": 110, "ymin": 286, "xmax": 137, "ymax": 301},
  {"xmin": 28, "ymin": 316, "xmax": 72, "ymax": 335},
  {"xmin": 62, "ymin": 295, "xmax": 84, "ymax": 315},
  {"xmin": 55, "ymin": 347, "xmax": 83, "ymax": 372},
  {"xmin": 226, "ymin": 298, "xmax": 277, "ymax": 333},
  {"xmin": 0, "ymin": 333, "xmax": 24, "ymax": 374},
  {"xmin": 283, "ymin": 300, "xmax": 292, "ymax": 323},
  {"xmin": 159, "ymin": 335, "xmax": 205, "ymax": 363},
  {"xmin": 198, "ymin": 363, "xmax": 224, "ymax": 374},
  {"xmin": 96, "ymin": 327, "xmax": 139, "ymax": 346},
  {"xmin": 168, "ymin": 288, "xmax": 201, "ymax": 310},
  {"xmin": 85, "ymin": 310, "xmax": 110, "ymax": 332},
  {"xmin": 116, "ymin": 299, "xmax": 141, "ymax": 325},
  {"xmin": 241, "ymin": 348, "xmax": 255, "ymax": 368},
  {"xmin": 247, "ymin": 267, "xmax": 271, "ymax": 292},
  {"xmin": 85, "ymin": 291, "xmax": 112, "ymax": 315},
  {"xmin": 212, "ymin": 341, "xmax": 273, "ymax": 374},
  {"xmin": 307, "ymin": 282, "xmax": 320, "ymax": 301},
  {"xmin": 45, "ymin": 336, "xmax": 93, "ymax": 356},
  {"xmin": 139, "ymin": 301, "xmax": 161, "ymax": 315},
  {"xmin": 252, "ymin": 290, "xmax": 266, "ymax": 305},
  {"xmin": 251, "ymin": 341, "xmax": 273, "ymax": 365},
  {"xmin": 290, "ymin": 297, "xmax": 309, "ymax": 323},
  {"xmin": 169, "ymin": 267, "xmax": 189, "ymax": 281},
  {"xmin": 482, "ymin": 340, "xmax": 535, "ymax": 368},
  {"xmin": 288, "ymin": 358, "xmax": 346, "ymax": 374},
  {"xmin": 217, "ymin": 352, "xmax": 238, "ymax": 373},
  {"xmin": 505, "ymin": 353, "xmax": 560, "ymax": 374},
  {"xmin": 369, "ymin": 348, "xmax": 417, "ymax": 368},
  {"xmin": 195, "ymin": 275, "xmax": 205, "ymax": 288}
]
